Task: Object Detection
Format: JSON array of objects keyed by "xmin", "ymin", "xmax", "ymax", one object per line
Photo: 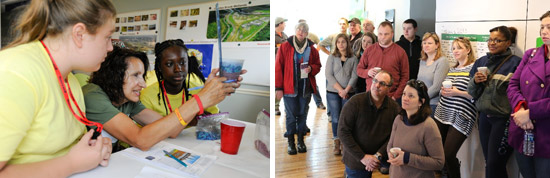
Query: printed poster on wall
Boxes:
[
  {"xmin": 165, "ymin": 0, "xmax": 270, "ymax": 47},
  {"xmin": 440, "ymin": 34, "xmax": 489, "ymax": 65},
  {"xmin": 186, "ymin": 44, "xmax": 214, "ymax": 77},
  {"xmin": 205, "ymin": 4, "xmax": 269, "ymax": 42},
  {"xmin": 112, "ymin": 9, "xmax": 161, "ymax": 70},
  {"xmin": 165, "ymin": 0, "xmax": 270, "ymax": 86}
]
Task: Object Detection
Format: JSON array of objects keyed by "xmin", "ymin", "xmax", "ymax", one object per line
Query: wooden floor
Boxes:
[{"xmin": 275, "ymin": 101, "xmax": 389, "ymax": 178}]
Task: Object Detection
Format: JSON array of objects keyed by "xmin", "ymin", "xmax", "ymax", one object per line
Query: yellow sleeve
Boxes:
[
  {"xmin": 0, "ymin": 71, "xmax": 38, "ymax": 161},
  {"xmin": 140, "ymin": 82, "xmax": 169, "ymax": 116}
]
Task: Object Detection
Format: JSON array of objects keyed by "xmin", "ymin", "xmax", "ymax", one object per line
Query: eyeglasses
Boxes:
[
  {"xmin": 487, "ymin": 38, "xmax": 507, "ymax": 44},
  {"xmin": 373, "ymin": 78, "xmax": 391, "ymax": 87}
]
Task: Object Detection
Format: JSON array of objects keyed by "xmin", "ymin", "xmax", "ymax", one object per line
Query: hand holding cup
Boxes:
[{"xmin": 390, "ymin": 147, "xmax": 402, "ymax": 158}]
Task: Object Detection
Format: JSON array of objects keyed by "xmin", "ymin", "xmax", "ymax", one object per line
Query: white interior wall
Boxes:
[
  {"xmin": 272, "ymin": 0, "xmax": 351, "ymax": 39},
  {"xmin": 365, "ymin": 0, "xmax": 410, "ymax": 40}
]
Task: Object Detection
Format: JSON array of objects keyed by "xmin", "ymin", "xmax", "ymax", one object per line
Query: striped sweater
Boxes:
[{"xmin": 434, "ymin": 64, "xmax": 477, "ymax": 136}]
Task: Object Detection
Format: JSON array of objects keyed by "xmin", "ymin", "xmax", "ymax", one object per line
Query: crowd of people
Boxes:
[{"xmin": 275, "ymin": 10, "xmax": 550, "ymax": 178}]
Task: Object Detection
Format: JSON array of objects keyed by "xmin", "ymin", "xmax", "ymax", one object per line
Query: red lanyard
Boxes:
[
  {"xmin": 40, "ymin": 41, "xmax": 103, "ymax": 133},
  {"xmin": 161, "ymin": 80, "xmax": 185, "ymax": 113}
]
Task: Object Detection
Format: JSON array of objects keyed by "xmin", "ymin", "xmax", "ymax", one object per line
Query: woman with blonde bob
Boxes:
[
  {"xmin": 0, "ymin": 0, "xmax": 116, "ymax": 176},
  {"xmin": 417, "ymin": 32, "xmax": 450, "ymax": 116}
]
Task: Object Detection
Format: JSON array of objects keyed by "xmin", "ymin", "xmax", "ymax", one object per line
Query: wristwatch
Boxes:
[{"xmin": 374, "ymin": 152, "xmax": 382, "ymax": 161}]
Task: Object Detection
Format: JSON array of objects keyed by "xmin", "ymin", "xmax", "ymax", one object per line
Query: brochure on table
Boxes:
[{"xmin": 120, "ymin": 141, "xmax": 216, "ymax": 178}]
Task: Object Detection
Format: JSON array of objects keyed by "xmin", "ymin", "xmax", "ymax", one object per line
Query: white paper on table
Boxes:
[
  {"xmin": 120, "ymin": 141, "xmax": 217, "ymax": 177},
  {"xmin": 135, "ymin": 166, "xmax": 184, "ymax": 178}
]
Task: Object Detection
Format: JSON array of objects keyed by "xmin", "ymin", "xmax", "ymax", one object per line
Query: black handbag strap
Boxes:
[{"xmin": 487, "ymin": 54, "xmax": 513, "ymax": 82}]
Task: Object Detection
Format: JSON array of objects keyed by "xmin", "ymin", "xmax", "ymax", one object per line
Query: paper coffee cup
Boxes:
[
  {"xmin": 442, "ymin": 80, "xmax": 452, "ymax": 89},
  {"xmin": 390, "ymin": 147, "xmax": 401, "ymax": 158},
  {"xmin": 477, "ymin": 67, "xmax": 488, "ymax": 75},
  {"xmin": 373, "ymin": 67, "xmax": 382, "ymax": 72}
]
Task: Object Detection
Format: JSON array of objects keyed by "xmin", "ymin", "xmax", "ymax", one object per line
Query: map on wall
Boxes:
[
  {"xmin": 165, "ymin": 0, "xmax": 270, "ymax": 86},
  {"xmin": 206, "ymin": 5, "xmax": 270, "ymax": 42}
]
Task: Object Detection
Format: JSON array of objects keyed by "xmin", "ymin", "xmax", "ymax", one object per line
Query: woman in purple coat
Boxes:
[{"xmin": 506, "ymin": 11, "xmax": 550, "ymax": 178}]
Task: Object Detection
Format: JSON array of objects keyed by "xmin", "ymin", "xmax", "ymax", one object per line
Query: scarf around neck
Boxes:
[{"xmin": 293, "ymin": 36, "xmax": 308, "ymax": 54}]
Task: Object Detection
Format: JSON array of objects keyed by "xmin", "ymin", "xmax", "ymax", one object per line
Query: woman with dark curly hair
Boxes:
[
  {"xmin": 140, "ymin": 39, "xmax": 219, "ymax": 117},
  {"xmin": 83, "ymin": 46, "xmax": 243, "ymax": 152},
  {"xmin": 386, "ymin": 79, "xmax": 444, "ymax": 178}
]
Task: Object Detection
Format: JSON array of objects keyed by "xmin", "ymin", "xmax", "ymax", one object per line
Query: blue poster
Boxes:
[{"xmin": 186, "ymin": 44, "xmax": 214, "ymax": 78}]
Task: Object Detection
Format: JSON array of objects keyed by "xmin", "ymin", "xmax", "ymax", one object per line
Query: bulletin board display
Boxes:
[
  {"xmin": 436, "ymin": 21, "xmax": 527, "ymax": 64},
  {"xmin": 440, "ymin": 33, "xmax": 489, "ymax": 65},
  {"xmin": 164, "ymin": 0, "xmax": 270, "ymax": 46},
  {"xmin": 112, "ymin": 9, "xmax": 161, "ymax": 70},
  {"xmin": 113, "ymin": 9, "xmax": 161, "ymax": 54},
  {"xmin": 436, "ymin": 0, "xmax": 548, "ymax": 59},
  {"xmin": 164, "ymin": 0, "xmax": 270, "ymax": 86}
]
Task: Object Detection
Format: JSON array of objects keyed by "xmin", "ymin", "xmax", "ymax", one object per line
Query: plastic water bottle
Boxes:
[{"xmin": 523, "ymin": 130, "xmax": 535, "ymax": 156}]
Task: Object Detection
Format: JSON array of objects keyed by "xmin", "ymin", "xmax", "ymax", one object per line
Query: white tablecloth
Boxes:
[{"xmin": 71, "ymin": 120, "xmax": 269, "ymax": 178}]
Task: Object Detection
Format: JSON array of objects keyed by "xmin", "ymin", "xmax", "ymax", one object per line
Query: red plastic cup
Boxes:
[{"xmin": 220, "ymin": 120, "xmax": 246, "ymax": 155}]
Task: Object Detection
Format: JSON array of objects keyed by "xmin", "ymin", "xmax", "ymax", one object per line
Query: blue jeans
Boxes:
[
  {"xmin": 312, "ymin": 85, "xmax": 323, "ymax": 106},
  {"xmin": 326, "ymin": 80, "xmax": 331, "ymax": 116},
  {"xmin": 515, "ymin": 150, "xmax": 550, "ymax": 178},
  {"xmin": 283, "ymin": 94, "xmax": 311, "ymax": 136},
  {"xmin": 345, "ymin": 166, "xmax": 372, "ymax": 178},
  {"xmin": 326, "ymin": 92, "xmax": 350, "ymax": 139}
]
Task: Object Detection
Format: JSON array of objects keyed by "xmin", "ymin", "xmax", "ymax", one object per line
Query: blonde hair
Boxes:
[
  {"xmin": 452, "ymin": 37, "xmax": 476, "ymax": 67},
  {"xmin": 338, "ymin": 17, "xmax": 349, "ymax": 25},
  {"xmin": 6, "ymin": 0, "xmax": 116, "ymax": 48},
  {"xmin": 420, "ymin": 32, "xmax": 442, "ymax": 61}
]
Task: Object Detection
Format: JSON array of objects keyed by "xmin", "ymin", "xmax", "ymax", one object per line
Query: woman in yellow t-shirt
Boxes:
[
  {"xmin": 141, "ymin": 40, "xmax": 219, "ymax": 117},
  {"xmin": 0, "ymin": 0, "xmax": 114, "ymax": 177}
]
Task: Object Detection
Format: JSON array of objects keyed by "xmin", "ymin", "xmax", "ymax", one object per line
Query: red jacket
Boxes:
[{"xmin": 275, "ymin": 36, "xmax": 321, "ymax": 95}]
